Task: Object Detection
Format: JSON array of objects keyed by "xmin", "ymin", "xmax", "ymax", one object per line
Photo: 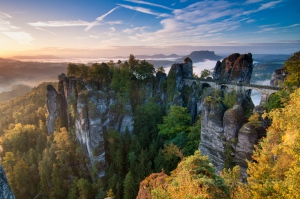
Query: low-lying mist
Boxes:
[{"xmin": 0, "ymin": 60, "xmax": 67, "ymax": 92}]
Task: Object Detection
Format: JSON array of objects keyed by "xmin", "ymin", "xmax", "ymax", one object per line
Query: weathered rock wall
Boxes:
[
  {"xmin": 46, "ymin": 71, "xmax": 168, "ymax": 177},
  {"xmin": 213, "ymin": 53, "xmax": 253, "ymax": 84},
  {"xmin": 0, "ymin": 166, "xmax": 15, "ymax": 199}
]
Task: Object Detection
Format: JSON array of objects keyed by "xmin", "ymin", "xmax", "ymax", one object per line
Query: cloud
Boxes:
[
  {"xmin": 243, "ymin": 0, "xmax": 282, "ymax": 15},
  {"xmin": 106, "ymin": 20, "xmax": 123, "ymax": 25},
  {"xmin": 246, "ymin": 19, "xmax": 256, "ymax": 23},
  {"xmin": 29, "ymin": 20, "xmax": 91, "ymax": 27},
  {"xmin": 123, "ymin": 26, "xmax": 147, "ymax": 34},
  {"xmin": 245, "ymin": 0, "xmax": 263, "ymax": 4},
  {"xmin": 125, "ymin": 1, "xmax": 241, "ymax": 45},
  {"xmin": 29, "ymin": 7, "xmax": 120, "ymax": 32},
  {"xmin": 85, "ymin": 6, "xmax": 119, "ymax": 31},
  {"xmin": 118, "ymin": 4, "xmax": 170, "ymax": 17},
  {"xmin": 0, "ymin": 19, "xmax": 19, "ymax": 30},
  {"xmin": 256, "ymin": 23, "xmax": 299, "ymax": 33},
  {"xmin": 124, "ymin": 0, "xmax": 174, "ymax": 10},
  {"xmin": 0, "ymin": 12, "xmax": 12, "ymax": 18},
  {"xmin": 33, "ymin": 26, "xmax": 55, "ymax": 35},
  {"xmin": 2, "ymin": 31, "xmax": 33, "ymax": 45},
  {"xmin": 259, "ymin": 0, "xmax": 282, "ymax": 10}
]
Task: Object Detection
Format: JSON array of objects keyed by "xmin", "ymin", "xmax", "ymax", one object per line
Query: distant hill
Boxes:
[
  {"xmin": 253, "ymin": 54, "xmax": 290, "ymax": 62},
  {"xmin": 181, "ymin": 51, "xmax": 222, "ymax": 62},
  {"xmin": 10, "ymin": 55, "xmax": 62, "ymax": 60},
  {"xmin": 136, "ymin": 54, "xmax": 181, "ymax": 59},
  {"xmin": 0, "ymin": 58, "xmax": 18, "ymax": 62}
]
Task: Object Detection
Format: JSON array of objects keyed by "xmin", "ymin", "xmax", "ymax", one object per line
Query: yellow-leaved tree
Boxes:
[{"xmin": 247, "ymin": 88, "xmax": 300, "ymax": 198}]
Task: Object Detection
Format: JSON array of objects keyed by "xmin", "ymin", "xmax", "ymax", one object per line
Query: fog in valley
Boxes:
[{"xmin": 0, "ymin": 56, "xmax": 277, "ymax": 105}]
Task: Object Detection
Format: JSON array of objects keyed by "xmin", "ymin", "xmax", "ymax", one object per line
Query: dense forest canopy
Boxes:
[{"xmin": 0, "ymin": 52, "xmax": 299, "ymax": 198}]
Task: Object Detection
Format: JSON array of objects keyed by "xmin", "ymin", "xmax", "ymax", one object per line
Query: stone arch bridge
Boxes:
[{"xmin": 183, "ymin": 78, "xmax": 281, "ymax": 104}]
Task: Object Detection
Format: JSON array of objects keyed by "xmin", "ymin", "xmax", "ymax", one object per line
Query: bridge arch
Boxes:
[
  {"xmin": 248, "ymin": 89, "xmax": 262, "ymax": 106},
  {"xmin": 201, "ymin": 82, "xmax": 212, "ymax": 90},
  {"xmin": 220, "ymin": 85, "xmax": 228, "ymax": 91}
]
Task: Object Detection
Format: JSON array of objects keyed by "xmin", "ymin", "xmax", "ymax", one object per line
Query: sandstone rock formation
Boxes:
[
  {"xmin": 270, "ymin": 68, "xmax": 287, "ymax": 87},
  {"xmin": 213, "ymin": 53, "xmax": 253, "ymax": 84},
  {"xmin": 46, "ymin": 69, "xmax": 169, "ymax": 177},
  {"xmin": 199, "ymin": 98, "xmax": 227, "ymax": 171},
  {"xmin": 0, "ymin": 166, "xmax": 15, "ymax": 199}
]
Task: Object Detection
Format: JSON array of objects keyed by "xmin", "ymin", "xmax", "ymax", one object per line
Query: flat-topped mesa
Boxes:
[{"xmin": 213, "ymin": 53, "xmax": 253, "ymax": 84}]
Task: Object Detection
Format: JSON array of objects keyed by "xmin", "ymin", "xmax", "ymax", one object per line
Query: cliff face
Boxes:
[
  {"xmin": 0, "ymin": 166, "xmax": 15, "ymax": 199},
  {"xmin": 199, "ymin": 98, "xmax": 227, "ymax": 171},
  {"xmin": 213, "ymin": 53, "xmax": 253, "ymax": 83},
  {"xmin": 46, "ymin": 53, "xmax": 261, "ymax": 179},
  {"xmin": 46, "ymin": 70, "xmax": 168, "ymax": 176},
  {"xmin": 199, "ymin": 53, "xmax": 260, "ymax": 174},
  {"xmin": 270, "ymin": 68, "xmax": 287, "ymax": 87},
  {"xmin": 46, "ymin": 74, "xmax": 135, "ymax": 176}
]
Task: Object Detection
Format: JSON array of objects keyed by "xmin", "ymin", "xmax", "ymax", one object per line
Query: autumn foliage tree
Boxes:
[{"xmin": 247, "ymin": 88, "xmax": 300, "ymax": 198}]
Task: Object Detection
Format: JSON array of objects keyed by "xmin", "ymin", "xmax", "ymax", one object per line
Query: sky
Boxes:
[{"xmin": 0, "ymin": 0, "xmax": 300, "ymax": 58}]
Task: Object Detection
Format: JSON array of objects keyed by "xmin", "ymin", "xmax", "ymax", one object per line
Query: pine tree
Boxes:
[{"xmin": 123, "ymin": 171, "xmax": 136, "ymax": 199}]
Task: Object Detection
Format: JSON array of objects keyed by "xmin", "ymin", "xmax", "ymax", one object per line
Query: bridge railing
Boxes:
[{"xmin": 183, "ymin": 77, "xmax": 282, "ymax": 90}]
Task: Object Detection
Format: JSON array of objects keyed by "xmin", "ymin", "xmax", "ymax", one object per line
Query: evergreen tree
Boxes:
[{"xmin": 123, "ymin": 171, "xmax": 136, "ymax": 199}]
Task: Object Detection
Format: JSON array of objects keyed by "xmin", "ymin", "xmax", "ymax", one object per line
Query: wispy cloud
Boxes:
[
  {"xmin": 29, "ymin": 20, "xmax": 91, "ymax": 27},
  {"xmin": 123, "ymin": 26, "xmax": 147, "ymax": 34},
  {"xmin": 106, "ymin": 20, "xmax": 123, "ymax": 25},
  {"xmin": 0, "ymin": 19, "xmax": 19, "ymax": 30},
  {"xmin": 29, "ymin": 7, "xmax": 120, "ymax": 32},
  {"xmin": 126, "ymin": 1, "xmax": 241, "ymax": 45},
  {"xmin": 118, "ymin": 4, "xmax": 170, "ymax": 17},
  {"xmin": 124, "ymin": 0, "xmax": 174, "ymax": 10},
  {"xmin": 0, "ymin": 12, "xmax": 12, "ymax": 18},
  {"xmin": 2, "ymin": 31, "xmax": 33, "ymax": 45},
  {"xmin": 246, "ymin": 19, "xmax": 256, "ymax": 23},
  {"xmin": 256, "ymin": 23, "xmax": 299, "ymax": 33},
  {"xmin": 259, "ymin": 1, "xmax": 282, "ymax": 10},
  {"xmin": 244, "ymin": 0, "xmax": 282, "ymax": 14},
  {"xmin": 245, "ymin": 0, "xmax": 263, "ymax": 4},
  {"xmin": 33, "ymin": 26, "xmax": 55, "ymax": 35},
  {"xmin": 85, "ymin": 6, "xmax": 119, "ymax": 31}
]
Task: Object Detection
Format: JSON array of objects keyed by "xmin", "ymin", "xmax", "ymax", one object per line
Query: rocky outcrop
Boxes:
[
  {"xmin": 46, "ymin": 74, "xmax": 136, "ymax": 177},
  {"xmin": 0, "ymin": 166, "xmax": 15, "ymax": 199},
  {"xmin": 199, "ymin": 98, "xmax": 227, "ymax": 171},
  {"xmin": 234, "ymin": 123, "xmax": 258, "ymax": 179},
  {"xmin": 270, "ymin": 68, "xmax": 287, "ymax": 87},
  {"xmin": 46, "ymin": 84, "xmax": 60, "ymax": 134},
  {"xmin": 198, "ymin": 53, "xmax": 261, "ymax": 173},
  {"xmin": 233, "ymin": 105, "xmax": 267, "ymax": 179},
  {"xmin": 213, "ymin": 53, "xmax": 253, "ymax": 84},
  {"xmin": 223, "ymin": 105, "xmax": 245, "ymax": 141},
  {"xmin": 46, "ymin": 68, "xmax": 169, "ymax": 177}
]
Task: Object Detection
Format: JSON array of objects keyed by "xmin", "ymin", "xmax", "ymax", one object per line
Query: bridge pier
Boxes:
[{"xmin": 260, "ymin": 94, "xmax": 269, "ymax": 105}]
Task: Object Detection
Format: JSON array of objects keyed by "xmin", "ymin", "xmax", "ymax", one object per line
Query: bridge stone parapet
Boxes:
[{"xmin": 182, "ymin": 78, "xmax": 282, "ymax": 104}]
